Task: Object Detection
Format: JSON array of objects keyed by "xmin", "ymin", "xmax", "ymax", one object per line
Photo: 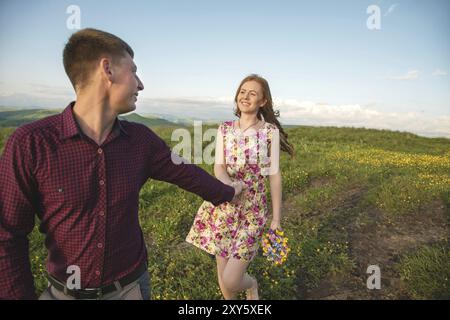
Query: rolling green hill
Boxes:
[
  {"xmin": 0, "ymin": 108, "xmax": 181, "ymax": 128},
  {"xmin": 0, "ymin": 109, "xmax": 61, "ymax": 127},
  {"xmin": 118, "ymin": 112, "xmax": 178, "ymax": 127},
  {"xmin": 0, "ymin": 118, "xmax": 449, "ymax": 300}
]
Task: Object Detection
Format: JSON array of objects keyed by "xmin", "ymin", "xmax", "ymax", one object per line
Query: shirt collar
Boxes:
[{"xmin": 60, "ymin": 101, "xmax": 130, "ymax": 141}]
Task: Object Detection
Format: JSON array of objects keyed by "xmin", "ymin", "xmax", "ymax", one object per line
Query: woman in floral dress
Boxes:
[{"xmin": 186, "ymin": 74, "xmax": 294, "ymax": 300}]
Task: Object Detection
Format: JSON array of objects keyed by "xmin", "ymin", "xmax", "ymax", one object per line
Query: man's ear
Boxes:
[{"xmin": 100, "ymin": 57, "xmax": 114, "ymax": 83}]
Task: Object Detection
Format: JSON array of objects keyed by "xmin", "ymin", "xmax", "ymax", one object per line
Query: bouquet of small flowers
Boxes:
[{"xmin": 262, "ymin": 228, "xmax": 290, "ymax": 265}]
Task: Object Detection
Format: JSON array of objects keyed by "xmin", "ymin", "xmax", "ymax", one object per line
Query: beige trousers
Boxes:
[{"xmin": 39, "ymin": 278, "xmax": 145, "ymax": 300}]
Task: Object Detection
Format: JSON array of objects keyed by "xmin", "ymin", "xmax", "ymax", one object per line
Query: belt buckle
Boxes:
[{"xmin": 83, "ymin": 287, "xmax": 103, "ymax": 300}]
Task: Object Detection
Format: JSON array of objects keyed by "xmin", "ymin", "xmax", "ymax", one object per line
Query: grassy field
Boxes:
[{"xmin": 1, "ymin": 123, "xmax": 449, "ymax": 300}]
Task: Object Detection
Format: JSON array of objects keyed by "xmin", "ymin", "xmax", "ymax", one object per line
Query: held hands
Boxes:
[{"xmin": 230, "ymin": 181, "xmax": 247, "ymax": 204}]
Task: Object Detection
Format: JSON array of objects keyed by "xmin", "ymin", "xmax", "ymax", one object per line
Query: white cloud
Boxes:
[
  {"xmin": 274, "ymin": 98, "xmax": 450, "ymax": 138},
  {"xmin": 0, "ymin": 83, "xmax": 75, "ymax": 108},
  {"xmin": 0, "ymin": 93, "xmax": 73, "ymax": 109},
  {"xmin": 136, "ymin": 96, "xmax": 450, "ymax": 138},
  {"xmin": 384, "ymin": 3, "xmax": 399, "ymax": 17},
  {"xmin": 27, "ymin": 83, "xmax": 74, "ymax": 97},
  {"xmin": 432, "ymin": 69, "xmax": 448, "ymax": 77},
  {"xmin": 1, "ymin": 93, "xmax": 449, "ymax": 139},
  {"xmin": 388, "ymin": 70, "xmax": 419, "ymax": 80},
  {"xmin": 137, "ymin": 96, "xmax": 234, "ymax": 121}
]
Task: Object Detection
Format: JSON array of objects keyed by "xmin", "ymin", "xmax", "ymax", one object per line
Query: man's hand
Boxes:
[{"xmin": 230, "ymin": 181, "xmax": 247, "ymax": 204}]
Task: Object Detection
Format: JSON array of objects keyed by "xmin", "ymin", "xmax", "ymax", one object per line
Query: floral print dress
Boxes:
[{"xmin": 186, "ymin": 120, "xmax": 277, "ymax": 262}]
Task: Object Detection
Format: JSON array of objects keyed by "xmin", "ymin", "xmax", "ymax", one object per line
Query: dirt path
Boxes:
[{"xmin": 283, "ymin": 179, "xmax": 449, "ymax": 299}]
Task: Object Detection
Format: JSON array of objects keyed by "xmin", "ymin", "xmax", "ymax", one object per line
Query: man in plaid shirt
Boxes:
[{"xmin": 0, "ymin": 28, "xmax": 244, "ymax": 300}]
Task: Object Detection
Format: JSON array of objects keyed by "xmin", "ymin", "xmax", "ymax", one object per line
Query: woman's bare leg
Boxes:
[
  {"xmin": 221, "ymin": 257, "xmax": 258, "ymax": 299},
  {"xmin": 246, "ymin": 276, "xmax": 259, "ymax": 300},
  {"xmin": 216, "ymin": 255, "xmax": 235, "ymax": 299}
]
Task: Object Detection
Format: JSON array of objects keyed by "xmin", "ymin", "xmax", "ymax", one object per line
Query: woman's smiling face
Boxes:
[{"xmin": 237, "ymin": 80, "xmax": 267, "ymax": 115}]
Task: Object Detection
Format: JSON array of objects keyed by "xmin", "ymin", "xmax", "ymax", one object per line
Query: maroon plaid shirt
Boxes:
[{"xmin": 0, "ymin": 102, "xmax": 234, "ymax": 299}]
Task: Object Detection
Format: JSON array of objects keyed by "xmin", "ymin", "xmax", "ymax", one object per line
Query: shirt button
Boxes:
[
  {"xmin": 95, "ymin": 270, "xmax": 100, "ymax": 276},
  {"xmin": 99, "ymin": 180, "xmax": 105, "ymax": 186},
  {"xmin": 97, "ymin": 243, "xmax": 103, "ymax": 249},
  {"xmin": 99, "ymin": 210, "xmax": 105, "ymax": 216},
  {"xmin": 97, "ymin": 148, "xmax": 103, "ymax": 154}
]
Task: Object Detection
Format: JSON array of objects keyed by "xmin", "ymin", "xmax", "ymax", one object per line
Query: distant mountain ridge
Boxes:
[{"xmin": 0, "ymin": 107, "xmax": 182, "ymax": 128}]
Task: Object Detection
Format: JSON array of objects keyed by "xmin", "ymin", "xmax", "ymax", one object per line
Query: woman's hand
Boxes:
[{"xmin": 270, "ymin": 219, "xmax": 281, "ymax": 231}]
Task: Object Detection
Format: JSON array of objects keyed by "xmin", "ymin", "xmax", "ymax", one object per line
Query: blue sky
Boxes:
[{"xmin": 0, "ymin": 0, "xmax": 449, "ymax": 137}]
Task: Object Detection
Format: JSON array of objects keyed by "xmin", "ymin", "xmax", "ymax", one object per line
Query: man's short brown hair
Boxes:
[{"xmin": 63, "ymin": 28, "xmax": 134, "ymax": 90}]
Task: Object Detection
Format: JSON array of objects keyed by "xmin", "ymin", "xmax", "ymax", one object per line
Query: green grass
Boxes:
[
  {"xmin": 1, "ymin": 120, "xmax": 449, "ymax": 299},
  {"xmin": 398, "ymin": 243, "xmax": 450, "ymax": 300}
]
